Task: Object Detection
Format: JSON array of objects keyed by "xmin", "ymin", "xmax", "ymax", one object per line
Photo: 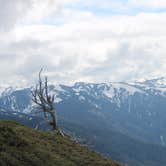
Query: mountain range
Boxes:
[{"xmin": 1, "ymin": 77, "xmax": 166, "ymax": 166}]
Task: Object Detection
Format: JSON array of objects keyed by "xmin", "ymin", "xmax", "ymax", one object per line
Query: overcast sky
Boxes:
[{"xmin": 0, "ymin": 0, "xmax": 166, "ymax": 87}]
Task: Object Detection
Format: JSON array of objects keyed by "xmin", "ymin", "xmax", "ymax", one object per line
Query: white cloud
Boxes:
[
  {"xmin": 0, "ymin": 0, "xmax": 74, "ymax": 31},
  {"xmin": 129, "ymin": 0, "xmax": 166, "ymax": 9},
  {"xmin": 0, "ymin": 0, "xmax": 166, "ymax": 86}
]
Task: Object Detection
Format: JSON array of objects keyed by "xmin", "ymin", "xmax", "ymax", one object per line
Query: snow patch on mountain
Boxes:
[
  {"xmin": 79, "ymin": 96, "xmax": 85, "ymax": 101},
  {"xmin": 54, "ymin": 97, "xmax": 62, "ymax": 103},
  {"xmin": 102, "ymin": 82, "xmax": 145, "ymax": 100},
  {"xmin": 112, "ymin": 83, "xmax": 145, "ymax": 95},
  {"xmin": 103, "ymin": 86, "xmax": 115, "ymax": 99},
  {"xmin": 1, "ymin": 87, "xmax": 14, "ymax": 96},
  {"xmin": 53, "ymin": 85, "xmax": 65, "ymax": 92},
  {"xmin": 160, "ymin": 135, "xmax": 165, "ymax": 145}
]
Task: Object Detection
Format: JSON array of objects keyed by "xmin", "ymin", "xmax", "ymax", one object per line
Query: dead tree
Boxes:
[{"xmin": 31, "ymin": 69, "xmax": 58, "ymax": 131}]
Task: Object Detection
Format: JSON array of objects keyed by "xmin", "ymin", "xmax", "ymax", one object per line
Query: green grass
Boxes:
[{"xmin": 0, "ymin": 120, "xmax": 120, "ymax": 166}]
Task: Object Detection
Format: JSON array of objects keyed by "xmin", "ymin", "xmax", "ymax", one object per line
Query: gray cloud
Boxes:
[
  {"xmin": 0, "ymin": 0, "xmax": 67, "ymax": 31},
  {"xmin": 0, "ymin": 1, "xmax": 166, "ymax": 86},
  {"xmin": 80, "ymin": 40, "xmax": 166, "ymax": 82},
  {"xmin": 0, "ymin": 0, "xmax": 32, "ymax": 31}
]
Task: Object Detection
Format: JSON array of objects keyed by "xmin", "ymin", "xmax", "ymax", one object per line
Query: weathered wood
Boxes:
[{"xmin": 31, "ymin": 69, "xmax": 58, "ymax": 131}]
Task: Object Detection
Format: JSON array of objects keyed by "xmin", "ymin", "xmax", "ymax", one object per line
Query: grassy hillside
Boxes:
[{"xmin": 0, "ymin": 120, "xmax": 121, "ymax": 166}]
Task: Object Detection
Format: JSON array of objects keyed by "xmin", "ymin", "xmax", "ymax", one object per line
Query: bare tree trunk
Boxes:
[
  {"xmin": 50, "ymin": 111, "xmax": 57, "ymax": 131},
  {"xmin": 31, "ymin": 69, "xmax": 64, "ymax": 135}
]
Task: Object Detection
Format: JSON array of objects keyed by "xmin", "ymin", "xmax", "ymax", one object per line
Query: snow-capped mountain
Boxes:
[
  {"xmin": 2, "ymin": 78, "xmax": 165, "ymax": 109},
  {"xmin": 1, "ymin": 77, "xmax": 166, "ymax": 165},
  {"xmin": 0, "ymin": 78, "xmax": 166, "ymax": 142}
]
